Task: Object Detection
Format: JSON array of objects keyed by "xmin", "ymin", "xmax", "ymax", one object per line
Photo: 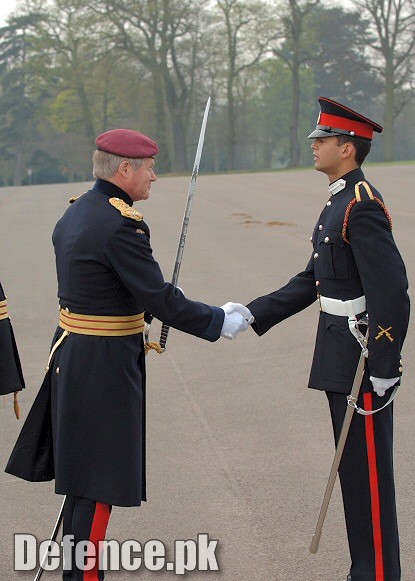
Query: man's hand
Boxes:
[
  {"xmin": 220, "ymin": 303, "xmax": 254, "ymax": 340},
  {"xmin": 370, "ymin": 376, "xmax": 399, "ymax": 397},
  {"xmin": 221, "ymin": 302, "xmax": 254, "ymax": 324}
]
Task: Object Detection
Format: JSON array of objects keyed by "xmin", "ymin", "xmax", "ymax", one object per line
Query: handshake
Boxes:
[{"xmin": 220, "ymin": 302, "xmax": 254, "ymax": 340}]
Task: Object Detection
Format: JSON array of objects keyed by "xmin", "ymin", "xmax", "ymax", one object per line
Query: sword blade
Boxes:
[
  {"xmin": 159, "ymin": 98, "xmax": 211, "ymax": 350},
  {"xmin": 34, "ymin": 496, "xmax": 66, "ymax": 580}
]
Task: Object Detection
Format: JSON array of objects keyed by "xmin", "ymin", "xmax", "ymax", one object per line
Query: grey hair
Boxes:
[{"xmin": 92, "ymin": 150, "xmax": 143, "ymax": 180}]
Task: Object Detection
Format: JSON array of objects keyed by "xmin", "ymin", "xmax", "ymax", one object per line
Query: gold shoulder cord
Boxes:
[
  {"xmin": 2, "ymin": 392, "xmax": 20, "ymax": 420},
  {"xmin": 354, "ymin": 180, "xmax": 374, "ymax": 201},
  {"xmin": 14, "ymin": 392, "xmax": 20, "ymax": 419},
  {"xmin": 342, "ymin": 181, "xmax": 392, "ymax": 243}
]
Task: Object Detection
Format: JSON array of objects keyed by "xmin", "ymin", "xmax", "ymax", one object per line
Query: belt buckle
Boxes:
[{"xmin": 317, "ymin": 293, "xmax": 322, "ymax": 312}]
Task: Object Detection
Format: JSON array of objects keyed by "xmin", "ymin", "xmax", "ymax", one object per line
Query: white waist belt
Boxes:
[{"xmin": 319, "ymin": 295, "xmax": 366, "ymax": 317}]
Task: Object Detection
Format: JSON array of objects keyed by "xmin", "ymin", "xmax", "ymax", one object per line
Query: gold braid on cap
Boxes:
[{"xmin": 342, "ymin": 181, "xmax": 393, "ymax": 243}]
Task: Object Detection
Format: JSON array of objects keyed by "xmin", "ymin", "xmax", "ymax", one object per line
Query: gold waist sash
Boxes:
[
  {"xmin": 59, "ymin": 308, "xmax": 145, "ymax": 336},
  {"xmin": 0, "ymin": 299, "xmax": 8, "ymax": 321}
]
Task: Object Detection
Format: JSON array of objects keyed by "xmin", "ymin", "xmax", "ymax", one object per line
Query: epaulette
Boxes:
[
  {"xmin": 69, "ymin": 192, "xmax": 86, "ymax": 204},
  {"xmin": 109, "ymin": 197, "xmax": 143, "ymax": 222},
  {"xmin": 342, "ymin": 180, "xmax": 392, "ymax": 243}
]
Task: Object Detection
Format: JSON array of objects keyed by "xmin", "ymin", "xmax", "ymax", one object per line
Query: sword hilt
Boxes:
[{"xmin": 159, "ymin": 323, "xmax": 170, "ymax": 350}]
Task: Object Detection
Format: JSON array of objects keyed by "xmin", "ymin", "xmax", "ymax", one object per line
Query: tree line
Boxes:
[{"xmin": 0, "ymin": 0, "xmax": 414, "ymax": 186}]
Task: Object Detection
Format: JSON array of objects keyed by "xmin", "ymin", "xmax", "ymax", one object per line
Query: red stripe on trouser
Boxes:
[
  {"xmin": 84, "ymin": 502, "xmax": 111, "ymax": 581},
  {"xmin": 364, "ymin": 392, "xmax": 384, "ymax": 581}
]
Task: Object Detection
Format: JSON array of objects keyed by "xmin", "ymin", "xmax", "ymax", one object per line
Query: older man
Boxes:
[{"xmin": 6, "ymin": 128, "xmax": 250, "ymax": 580}]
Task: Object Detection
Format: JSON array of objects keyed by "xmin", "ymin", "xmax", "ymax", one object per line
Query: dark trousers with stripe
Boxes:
[
  {"xmin": 326, "ymin": 391, "xmax": 400, "ymax": 581},
  {"xmin": 62, "ymin": 496, "xmax": 112, "ymax": 581}
]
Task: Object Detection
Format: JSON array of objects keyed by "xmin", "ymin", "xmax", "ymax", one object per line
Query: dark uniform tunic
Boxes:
[
  {"xmin": 6, "ymin": 179, "xmax": 224, "ymax": 507},
  {"xmin": 247, "ymin": 167, "xmax": 409, "ymax": 581},
  {"xmin": 248, "ymin": 167, "xmax": 409, "ymax": 392},
  {"xmin": 0, "ymin": 281, "xmax": 25, "ymax": 396}
]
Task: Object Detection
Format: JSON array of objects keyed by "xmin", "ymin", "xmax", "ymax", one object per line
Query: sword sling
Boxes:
[{"xmin": 309, "ymin": 330, "xmax": 368, "ymax": 554}]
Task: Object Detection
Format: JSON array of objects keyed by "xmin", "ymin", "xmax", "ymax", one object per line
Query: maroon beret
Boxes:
[{"xmin": 95, "ymin": 128, "xmax": 159, "ymax": 158}]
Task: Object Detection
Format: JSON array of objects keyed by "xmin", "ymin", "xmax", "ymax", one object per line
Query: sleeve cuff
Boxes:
[{"xmin": 200, "ymin": 306, "xmax": 225, "ymax": 342}]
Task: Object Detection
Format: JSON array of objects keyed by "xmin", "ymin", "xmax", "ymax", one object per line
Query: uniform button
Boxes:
[
  {"xmin": 65, "ymin": 307, "xmax": 70, "ymax": 313},
  {"xmin": 310, "ymin": 237, "xmax": 312, "ymax": 242},
  {"xmin": 399, "ymin": 366, "xmax": 403, "ymax": 372},
  {"xmin": 314, "ymin": 253, "xmax": 319, "ymax": 259},
  {"xmin": 326, "ymin": 201, "xmax": 332, "ymax": 206},
  {"xmin": 324, "ymin": 236, "xmax": 330, "ymax": 243},
  {"xmin": 316, "ymin": 280, "xmax": 320, "ymax": 287},
  {"xmin": 56, "ymin": 367, "xmax": 60, "ymax": 375},
  {"xmin": 319, "ymin": 225, "xmax": 323, "ymax": 230}
]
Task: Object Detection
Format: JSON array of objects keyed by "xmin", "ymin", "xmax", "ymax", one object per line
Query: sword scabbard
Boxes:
[{"xmin": 309, "ymin": 332, "xmax": 368, "ymax": 554}]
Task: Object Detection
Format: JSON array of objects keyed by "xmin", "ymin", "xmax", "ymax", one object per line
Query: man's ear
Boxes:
[
  {"xmin": 118, "ymin": 160, "xmax": 129, "ymax": 175},
  {"xmin": 340, "ymin": 141, "xmax": 355, "ymax": 160}
]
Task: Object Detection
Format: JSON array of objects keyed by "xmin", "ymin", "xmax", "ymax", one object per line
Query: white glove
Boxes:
[
  {"xmin": 221, "ymin": 302, "xmax": 254, "ymax": 324},
  {"xmin": 220, "ymin": 311, "xmax": 248, "ymax": 340},
  {"xmin": 370, "ymin": 376, "xmax": 399, "ymax": 397}
]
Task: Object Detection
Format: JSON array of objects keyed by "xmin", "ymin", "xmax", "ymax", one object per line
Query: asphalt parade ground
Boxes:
[{"xmin": 1, "ymin": 164, "xmax": 414, "ymax": 580}]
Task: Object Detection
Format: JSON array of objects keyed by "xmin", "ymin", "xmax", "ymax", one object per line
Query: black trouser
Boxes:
[
  {"xmin": 62, "ymin": 495, "xmax": 112, "ymax": 581},
  {"xmin": 326, "ymin": 390, "xmax": 400, "ymax": 581}
]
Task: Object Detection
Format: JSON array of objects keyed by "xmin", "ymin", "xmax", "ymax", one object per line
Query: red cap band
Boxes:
[{"xmin": 319, "ymin": 113, "xmax": 374, "ymax": 140}]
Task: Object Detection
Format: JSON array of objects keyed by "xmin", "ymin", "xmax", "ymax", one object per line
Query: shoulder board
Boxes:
[
  {"xmin": 342, "ymin": 181, "xmax": 392, "ymax": 243},
  {"xmin": 69, "ymin": 192, "xmax": 86, "ymax": 204},
  {"xmin": 109, "ymin": 197, "xmax": 143, "ymax": 222}
]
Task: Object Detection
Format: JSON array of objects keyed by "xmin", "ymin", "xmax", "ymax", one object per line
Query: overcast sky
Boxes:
[{"xmin": 0, "ymin": 0, "xmax": 18, "ymax": 26}]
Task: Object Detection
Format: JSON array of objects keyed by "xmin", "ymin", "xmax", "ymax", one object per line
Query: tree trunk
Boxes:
[
  {"xmin": 152, "ymin": 71, "xmax": 171, "ymax": 173},
  {"xmin": 171, "ymin": 115, "xmax": 187, "ymax": 172},
  {"xmin": 13, "ymin": 149, "xmax": 24, "ymax": 186},
  {"xmin": 227, "ymin": 77, "xmax": 236, "ymax": 170},
  {"xmin": 383, "ymin": 55, "xmax": 395, "ymax": 162},
  {"xmin": 288, "ymin": 2, "xmax": 301, "ymax": 168},
  {"xmin": 289, "ymin": 59, "xmax": 301, "ymax": 167},
  {"xmin": 76, "ymin": 79, "xmax": 96, "ymax": 151}
]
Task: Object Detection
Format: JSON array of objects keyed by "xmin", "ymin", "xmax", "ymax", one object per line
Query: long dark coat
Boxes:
[
  {"xmin": 6, "ymin": 179, "xmax": 224, "ymax": 506},
  {"xmin": 247, "ymin": 167, "xmax": 410, "ymax": 393},
  {"xmin": 0, "ymin": 281, "xmax": 25, "ymax": 396}
]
